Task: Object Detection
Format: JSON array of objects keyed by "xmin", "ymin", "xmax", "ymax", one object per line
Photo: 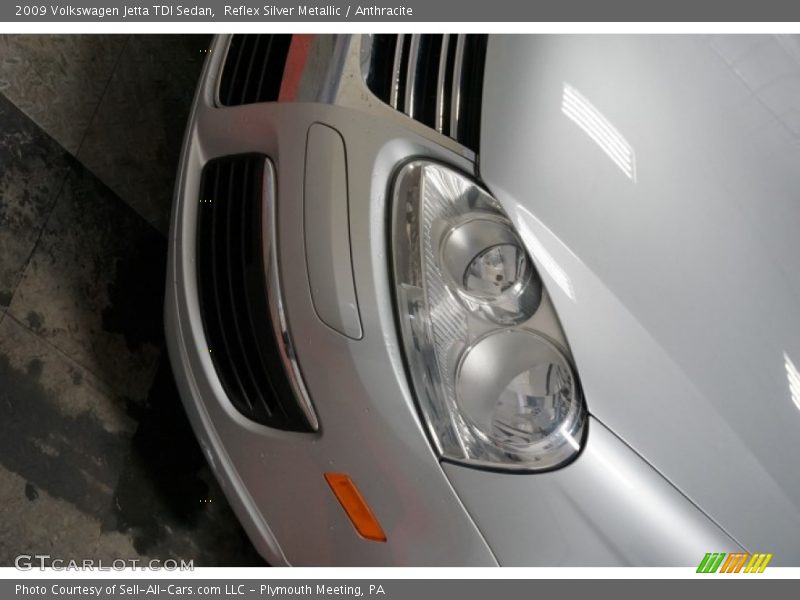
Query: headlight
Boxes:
[{"xmin": 391, "ymin": 161, "xmax": 586, "ymax": 471}]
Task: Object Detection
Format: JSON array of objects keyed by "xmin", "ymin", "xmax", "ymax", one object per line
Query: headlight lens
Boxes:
[
  {"xmin": 439, "ymin": 214, "xmax": 540, "ymax": 325},
  {"xmin": 391, "ymin": 161, "xmax": 586, "ymax": 471}
]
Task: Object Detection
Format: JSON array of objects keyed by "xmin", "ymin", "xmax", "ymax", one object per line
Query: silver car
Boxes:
[{"xmin": 166, "ymin": 34, "xmax": 800, "ymax": 566}]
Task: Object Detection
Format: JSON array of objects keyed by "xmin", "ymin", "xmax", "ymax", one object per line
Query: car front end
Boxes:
[{"xmin": 166, "ymin": 34, "xmax": 798, "ymax": 566}]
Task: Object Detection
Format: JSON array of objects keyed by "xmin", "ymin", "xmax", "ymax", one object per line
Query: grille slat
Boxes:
[
  {"xmin": 449, "ymin": 35, "xmax": 466, "ymax": 141},
  {"xmin": 218, "ymin": 35, "xmax": 292, "ymax": 106},
  {"xmin": 366, "ymin": 34, "xmax": 487, "ymax": 154},
  {"xmin": 252, "ymin": 35, "xmax": 275, "ymax": 104},
  {"xmin": 239, "ymin": 36, "xmax": 264, "ymax": 104},
  {"xmin": 410, "ymin": 35, "xmax": 444, "ymax": 130},
  {"xmin": 365, "ymin": 34, "xmax": 397, "ymax": 105},
  {"xmin": 435, "ymin": 35, "xmax": 451, "ymax": 135},
  {"xmin": 220, "ymin": 35, "xmax": 247, "ymax": 105},
  {"xmin": 388, "ymin": 34, "xmax": 404, "ymax": 109},
  {"xmin": 197, "ymin": 155, "xmax": 313, "ymax": 432},
  {"xmin": 455, "ymin": 35, "xmax": 488, "ymax": 155},
  {"xmin": 404, "ymin": 35, "xmax": 421, "ymax": 119}
]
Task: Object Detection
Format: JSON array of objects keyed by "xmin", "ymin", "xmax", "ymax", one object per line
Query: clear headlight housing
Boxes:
[{"xmin": 391, "ymin": 161, "xmax": 586, "ymax": 471}]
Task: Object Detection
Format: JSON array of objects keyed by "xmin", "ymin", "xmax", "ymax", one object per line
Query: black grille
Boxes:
[
  {"xmin": 218, "ymin": 35, "xmax": 292, "ymax": 106},
  {"xmin": 365, "ymin": 34, "xmax": 488, "ymax": 153},
  {"xmin": 197, "ymin": 155, "xmax": 313, "ymax": 432}
]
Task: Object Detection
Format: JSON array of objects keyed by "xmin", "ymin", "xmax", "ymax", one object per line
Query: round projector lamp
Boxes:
[
  {"xmin": 455, "ymin": 329, "xmax": 584, "ymax": 465},
  {"xmin": 439, "ymin": 215, "xmax": 541, "ymax": 325}
]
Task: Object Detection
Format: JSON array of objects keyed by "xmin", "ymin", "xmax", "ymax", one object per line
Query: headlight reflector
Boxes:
[
  {"xmin": 456, "ymin": 330, "xmax": 581, "ymax": 463},
  {"xmin": 440, "ymin": 215, "xmax": 541, "ymax": 325},
  {"xmin": 391, "ymin": 160, "xmax": 586, "ymax": 471}
]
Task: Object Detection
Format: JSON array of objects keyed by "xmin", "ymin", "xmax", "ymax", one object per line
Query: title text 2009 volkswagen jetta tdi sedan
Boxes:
[{"xmin": 165, "ymin": 34, "xmax": 800, "ymax": 566}]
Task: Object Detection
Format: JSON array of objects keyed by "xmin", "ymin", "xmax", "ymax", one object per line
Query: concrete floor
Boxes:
[{"xmin": 0, "ymin": 35, "xmax": 264, "ymax": 566}]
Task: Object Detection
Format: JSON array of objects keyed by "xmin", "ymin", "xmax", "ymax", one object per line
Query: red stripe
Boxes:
[{"xmin": 279, "ymin": 34, "xmax": 314, "ymax": 101}]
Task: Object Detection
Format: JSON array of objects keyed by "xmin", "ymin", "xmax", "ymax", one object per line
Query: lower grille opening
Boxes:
[{"xmin": 196, "ymin": 155, "xmax": 313, "ymax": 432}]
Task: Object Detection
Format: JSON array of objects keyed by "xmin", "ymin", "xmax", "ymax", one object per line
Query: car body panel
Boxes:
[
  {"xmin": 480, "ymin": 35, "xmax": 800, "ymax": 562},
  {"xmin": 445, "ymin": 418, "xmax": 740, "ymax": 566}
]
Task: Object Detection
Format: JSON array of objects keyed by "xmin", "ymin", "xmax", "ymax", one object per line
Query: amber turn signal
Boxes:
[{"xmin": 324, "ymin": 473, "xmax": 387, "ymax": 542}]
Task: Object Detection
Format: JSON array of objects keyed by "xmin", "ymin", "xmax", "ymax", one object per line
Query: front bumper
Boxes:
[
  {"xmin": 166, "ymin": 34, "xmax": 495, "ymax": 566},
  {"xmin": 166, "ymin": 34, "xmax": 741, "ymax": 566}
]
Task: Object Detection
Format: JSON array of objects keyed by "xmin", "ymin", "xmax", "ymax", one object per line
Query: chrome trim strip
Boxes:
[
  {"xmin": 262, "ymin": 159, "xmax": 320, "ymax": 432},
  {"xmin": 389, "ymin": 34, "xmax": 405, "ymax": 109},
  {"xmin": 404, "ymin": 35, "xmax": 421, "ymax": 118},
  {"xmin": 213, "ymin": 35, "xmax": 234, "ymax": 107},
  {"xmin": 435, "ymin": 35, "xmax": 450, "ymax": 134},
  {"xmin": 450, "ymin": 35, "xmax": 466, "ymax": 139}
]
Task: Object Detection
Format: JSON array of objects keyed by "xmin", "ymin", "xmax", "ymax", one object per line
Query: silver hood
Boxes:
[{"xmin": 480, "ymin": 35, "xmax": 800, "ymax": 563}]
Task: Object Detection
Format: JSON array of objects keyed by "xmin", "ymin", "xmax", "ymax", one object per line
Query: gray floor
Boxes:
[{"xmin": 0, "ymin": 35, "xmax": 264, "ymax": 566}]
